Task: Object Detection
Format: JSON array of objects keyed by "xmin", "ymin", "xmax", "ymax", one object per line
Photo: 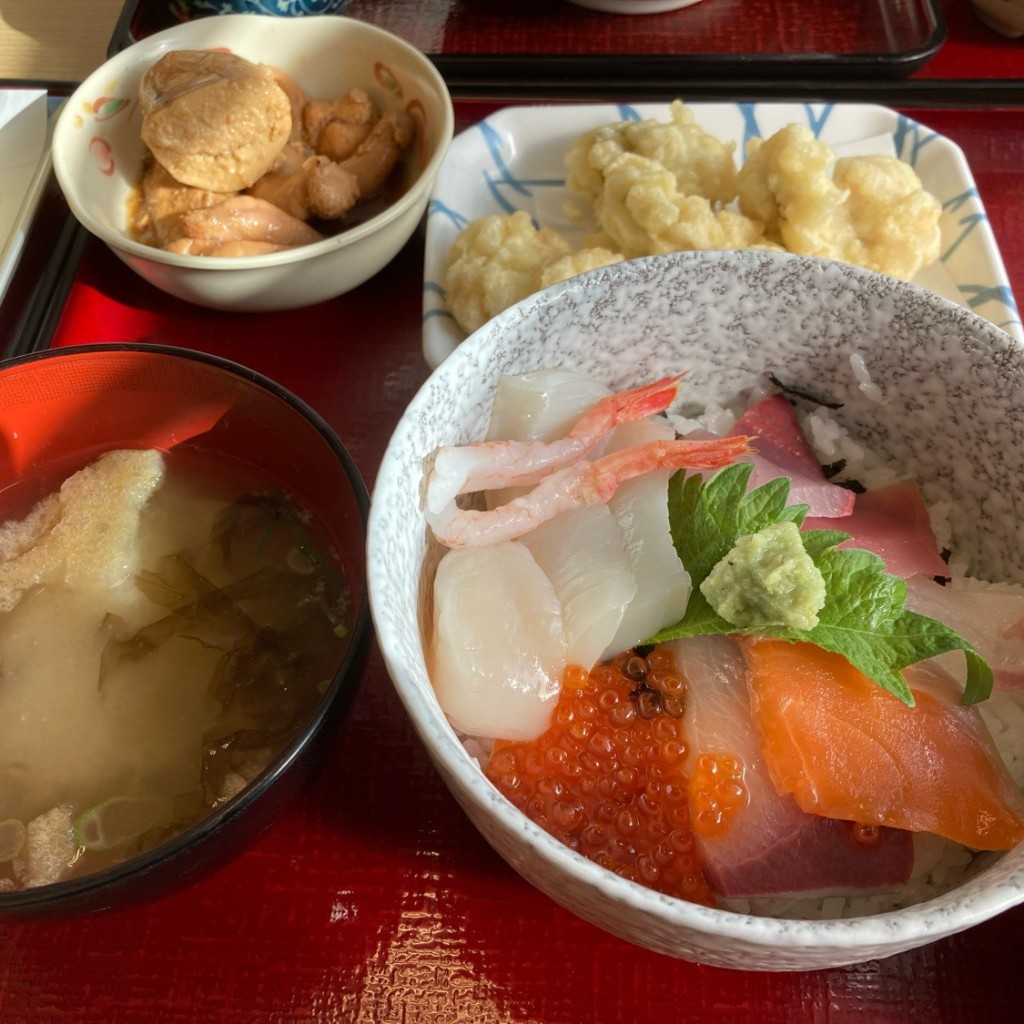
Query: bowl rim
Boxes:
[
  {"xmin": 51, "ymin": 12, "xmax": 455, "ymax": 272},
  {"xmin": 0, "ymin": 342, "xmax": 373, "ymax": 912},
  {"xmin": 369, "ymin": 248, "xmax": 1024, "ymax": 952}
]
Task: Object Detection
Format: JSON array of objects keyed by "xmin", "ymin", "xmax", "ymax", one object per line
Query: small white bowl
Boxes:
[
  {"xmin": 368, "ymin": 249, "xmax": 1024, "ymax": 971},
  {"xmin": 51, "ymin": 14, "xmax": 453, "ymax": 312}
]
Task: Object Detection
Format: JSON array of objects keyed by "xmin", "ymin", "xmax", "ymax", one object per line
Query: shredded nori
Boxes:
[{"xmin": 768, "ymin": 373, "xmax": 844, "ymax": 410}]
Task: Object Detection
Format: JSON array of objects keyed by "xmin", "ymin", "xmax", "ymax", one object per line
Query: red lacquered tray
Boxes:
[{"xmin": 1, "ymin": 101, "xmax": 1024, "ymax": 1022}]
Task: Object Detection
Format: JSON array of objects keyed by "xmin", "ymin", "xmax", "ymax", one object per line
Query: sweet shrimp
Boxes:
[
  {"xmin": 428, "ymin": 436, "xmax": 752, "ymax": 548},
  {"xmin": 425, "ymin": 374, "xmax": 685, "ymax": 518}
]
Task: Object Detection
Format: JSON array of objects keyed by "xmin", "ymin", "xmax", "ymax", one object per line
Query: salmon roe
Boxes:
[
  {"xmin": 485, "ymin": 649, "xmax": 713, "ymax": 906},
  {"xmin": 688, "ymin": 752, "xmax": 748, "ymax": 838}
]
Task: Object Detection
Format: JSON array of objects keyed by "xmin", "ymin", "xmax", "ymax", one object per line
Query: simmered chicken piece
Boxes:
[
  {"xmin": 166, "ymin": 195, "xmax": 324, "ymax": 252},
  {"xmin": 248, "ymin": 155, "xmax": 360, "ymax": 222},
  {"xmin": 303, "ymin": 88, "xmax": 379, "ymax": 162},
  {"xmin": 131, "ymin": 52, "xmax": 415, "ymax": 258}
]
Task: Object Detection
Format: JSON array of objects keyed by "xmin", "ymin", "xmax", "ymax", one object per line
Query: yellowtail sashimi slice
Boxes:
[{"xmin": 670, "ymin": 635, "xmax": 913, "ymax": 898}]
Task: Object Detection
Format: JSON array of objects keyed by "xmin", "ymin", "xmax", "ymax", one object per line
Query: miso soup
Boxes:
[{"xmin": 0, "ymin": 447, "xmax": 352, "ymax": 890}]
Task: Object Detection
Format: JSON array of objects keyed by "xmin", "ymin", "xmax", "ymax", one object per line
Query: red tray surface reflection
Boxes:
[{"xmin": 1, "ymin": 104, "xmax": 1024, "ymax": 1023}]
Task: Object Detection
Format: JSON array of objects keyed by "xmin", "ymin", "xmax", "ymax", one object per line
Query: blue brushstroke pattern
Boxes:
[
  {"xmin": 892, "ymin": 115, "xmax": 940, "ymax": 169},
  {"xmin": 427, "ymin": 198, "xmax": 468, "ymax": 230}
]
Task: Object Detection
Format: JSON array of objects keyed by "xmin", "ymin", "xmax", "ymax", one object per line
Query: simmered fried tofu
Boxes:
[{"xmin": 140, "ymin": 50, "xmax": 292, "ymax": 192}]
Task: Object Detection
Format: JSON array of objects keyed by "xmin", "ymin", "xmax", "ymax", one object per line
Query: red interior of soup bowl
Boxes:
[{"xmin": 0, "ymin": 345, "xmax": 362, "ymax": 548}]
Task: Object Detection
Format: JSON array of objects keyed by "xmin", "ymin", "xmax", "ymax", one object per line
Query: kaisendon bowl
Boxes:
[{"xmin": 367, "ymin": 248, "xmax": 1024, "ymax": 971}]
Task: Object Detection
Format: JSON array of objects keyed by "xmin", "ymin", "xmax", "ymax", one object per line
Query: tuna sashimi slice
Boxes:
[
  {"xmin": 803, "ymin": 480, "xmax": 949, "ymax": 580},
  {"xmin": 728, "ymin": 395, "xmax": 855, "ymax": 518},
  {"xmin": 670, "ymin": 636, "xmax": 913, "ymax": 898},
  {"xmin": 906, "ymin": 576, "xmax": 1024, "ymax": 690},
  {"xmin": 742, "ymin": 638, "xmax": 1024, "ymax": 851}
]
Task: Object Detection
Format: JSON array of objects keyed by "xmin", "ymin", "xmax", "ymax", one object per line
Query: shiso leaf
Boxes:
[{"xmin": 648, "ymin": 463, "xmax": 993, "ymax": 706}]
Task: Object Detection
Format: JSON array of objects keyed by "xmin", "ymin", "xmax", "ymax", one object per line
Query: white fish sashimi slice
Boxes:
[
  {"xmin": 604, "ymin": 468, "xmax": 691, "ymax": 658},
  {"xmin": 905, "ymin": 575, "xmax": 1024, "ymax": 689},
  {"xmin": 430, "ymin": 542, "xmax": 566, "ymax": 741},
  {"xmin": 485, "ymin": 367, "xmax": 613, "ymax": 443},
  {"xmin": 522, "ymin": 505, "xmax": 636, "ymax": 672},
  {"xmin": 485, "ymin": 367, "xmax": 612, "ymax": 510}
]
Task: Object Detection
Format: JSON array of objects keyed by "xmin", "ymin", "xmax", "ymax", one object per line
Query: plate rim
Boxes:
[{"xmin": 422, "ymin": 100, "xmax": 1022, "ymax": 369}]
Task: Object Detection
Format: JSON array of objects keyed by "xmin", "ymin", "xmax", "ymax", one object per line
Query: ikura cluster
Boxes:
[{"xmin": 486, "ymin": 649, "xmax": 713, "ymax": 906}]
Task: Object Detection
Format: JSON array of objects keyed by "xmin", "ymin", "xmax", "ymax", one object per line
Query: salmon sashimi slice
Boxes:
[
  {"xmin": 671, "ymin": 636, "xmax": 913, "ymax": 898},
  {"xmin": 741, "ymin": 638, "xmax": 1024, "ymax": 851}
]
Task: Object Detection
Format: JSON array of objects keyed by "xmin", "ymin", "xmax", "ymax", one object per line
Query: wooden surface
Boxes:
[{"xmin": 0, "ymin": 0, "xmax": 124, "ymax": 82}]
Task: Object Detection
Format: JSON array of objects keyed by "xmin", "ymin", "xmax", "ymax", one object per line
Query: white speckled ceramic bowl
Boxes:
[
  {"xmin": 367, "ymin": 249, "xmax": 1024, "ymax": 971},
  {"xmin": 51, "ymin": 14, "xmax": 453, "ymax": 312}
]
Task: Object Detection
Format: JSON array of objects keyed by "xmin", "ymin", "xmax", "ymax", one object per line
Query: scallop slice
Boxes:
[
  {"xmin": 431, "ymin": 542, "xmax": 565, "ymax": 741},
  {"xmin": 522, "ymin": 505, "xmax": 636, "ymax": 672}
]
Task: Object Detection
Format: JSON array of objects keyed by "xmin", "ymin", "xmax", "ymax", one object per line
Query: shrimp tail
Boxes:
[
  {"xmin": 580, "ymin": 436, "xmax": 754, "ymax": 504},
  {"xmin": 568, "ymin": 373, "xmax": 685, "ymax": 441}
]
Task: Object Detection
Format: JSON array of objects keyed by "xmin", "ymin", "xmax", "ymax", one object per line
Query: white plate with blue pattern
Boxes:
[{"xmin": 422, "ymin": 102, "xmax": 1022, "ymax": 368}]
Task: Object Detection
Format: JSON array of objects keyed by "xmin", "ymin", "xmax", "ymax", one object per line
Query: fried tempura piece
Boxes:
[
  {"xmin": 832, "ymin": 155, "xmax": 942, "ymax": 280},
  {"xmin": 737, "ymin": 124, "xmax": 852, "ymax": 255},
  {"xmin": 736, "ymin": 124, "xmax": 941, "ymax": 280},
  {"xmin": 140, "ymin": 50, "xmax": 292, "ymax": 191},
  {"xmin": 566, "ymin": 99, "xmax": 738, "ymax": 208},
  {"xmin": 539, "ymin": 247, "xmax": 625, "ymax": 288},
  {"xmin": 444, "ymin": 211, "xmax": 574, "ymax": 334},
  {"xmin": 588, "ymin": 152, "xmax": 770, "ymax": 259}
]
